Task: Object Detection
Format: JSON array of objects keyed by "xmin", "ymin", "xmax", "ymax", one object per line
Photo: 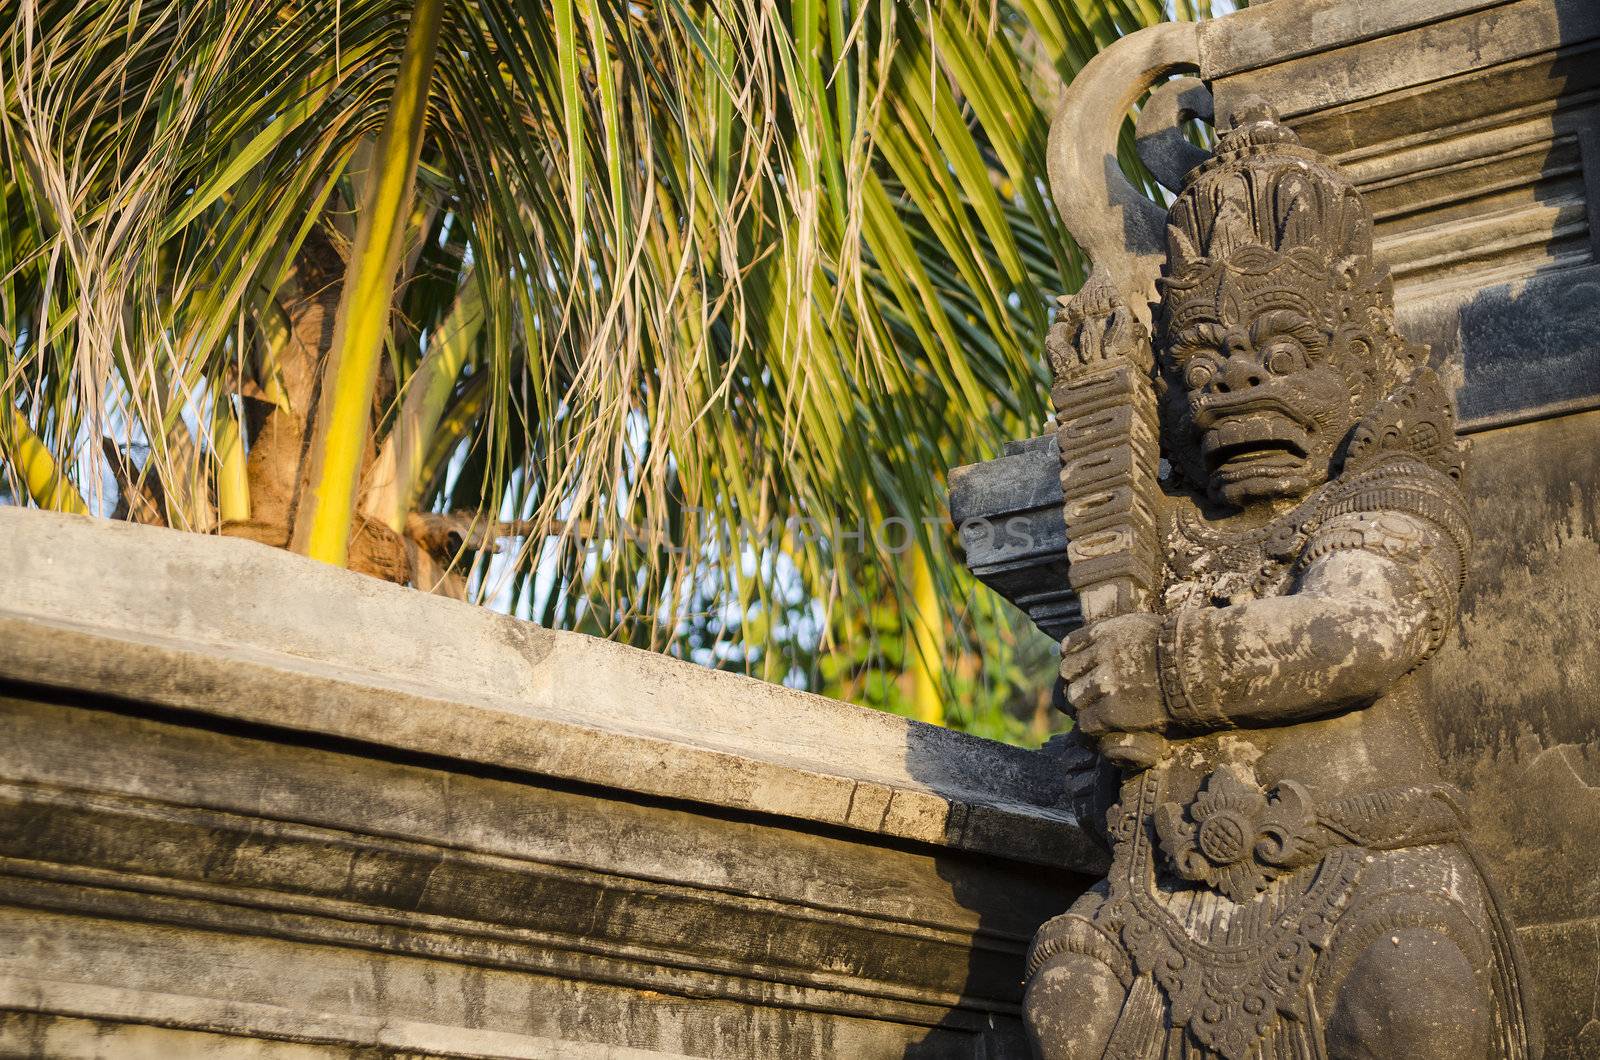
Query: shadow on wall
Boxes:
[
  {"xmin": 1417, "ymin": 8, "xmax": 1600, "ymax": 1055},
  {"xmin": 898, "ymin": 726, "xmax": 1099, "ymax": 1059}
]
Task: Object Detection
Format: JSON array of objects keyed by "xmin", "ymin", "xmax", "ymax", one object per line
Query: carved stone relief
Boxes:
[{"xmin": 1020, "ymin": 47, "xmax": 1542, "ymax": 1060}]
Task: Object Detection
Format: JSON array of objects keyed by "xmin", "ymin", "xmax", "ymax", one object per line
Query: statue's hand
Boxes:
[
  {"xmin": 1061, "ymin": 613, "xmax": 1166, "ymax": 738},
  {"xmin": 1046, "ymin": 273, "xmax": 1152, "ymax": 376}
]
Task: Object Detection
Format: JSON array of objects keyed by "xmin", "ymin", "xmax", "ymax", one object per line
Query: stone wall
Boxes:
[{"xmin": 0, "ymin": 507, "xmax": 1104, "ymax": 1058}]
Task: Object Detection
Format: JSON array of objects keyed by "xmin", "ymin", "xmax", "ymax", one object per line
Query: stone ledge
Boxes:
[
  {"xmin": 0, "ymin": 507, "xmax": 1103, "ymax": 872},
  {"xmin": 1200, "ymin": 0, "xmax": 1517, "ymax": 80},
  {"xmin": 0, "ymin": 681, "xmax": 1082, "ymax": 1055},
  {"xmin": 0, "ymin": 506, "xmax": 1101, "ymax": 1057},
  {"xmin": 0, "ymin": 770, "xmax": 1016, "ymax": 1024},
  {"xmin": 0, "ymin": 974, "xmax": 676, "ymax": 1060}
]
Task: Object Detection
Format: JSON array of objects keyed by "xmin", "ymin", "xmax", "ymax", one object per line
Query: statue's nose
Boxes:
[{"xmin": 1212, "ymin": 352, "xmax": 1265, "ymax": 395}]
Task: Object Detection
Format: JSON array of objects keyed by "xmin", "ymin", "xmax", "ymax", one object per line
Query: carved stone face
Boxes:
[{"xmin": 1166, "ymin": 288, "xmax": 1357, "ymax": 507}]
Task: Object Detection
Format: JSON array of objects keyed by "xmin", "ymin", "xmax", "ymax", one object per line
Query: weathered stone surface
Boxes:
[
  {"xmin": 949, "ymin": 436, "xmax": 1081, "ymax": 640},
  {"xmin": 1198, "ymin": 0, "xmax": 1510, "ymax": 77},
  {"xmin": 1018, "ymin": 74, "xmax": 1535, "ymax": 1055},
  {"xmin": 1204, "ymin": 0, "xmax": 1600, "ymax": 431},
  {"xmin": 0, "ymin": 506, "xmax": 1103, "ymax": 1058},
  {"xmin": 954, "ymin": 1, "xmax": 1600, "ymax": 1055},
  {"xmin": 1429, "ymin": 408, "xmax": 1600, "ymax": 1059}
]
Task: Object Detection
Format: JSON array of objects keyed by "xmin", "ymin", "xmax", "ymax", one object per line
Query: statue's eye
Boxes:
[
  {"xmin": 1183, "ymin": 359, "xmax": 1216, "ymax": 389},
  {"xmin": 1263, "ymin": 341, "xmax": 1305, "ymax": 376}
]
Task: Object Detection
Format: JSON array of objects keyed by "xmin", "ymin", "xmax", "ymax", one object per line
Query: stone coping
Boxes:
[
  {"xmin": 0, "ymin": 507, "xmax": 1104, "ymax": 872},
  {"xmin": 1200, "ymin": 0, "xmax": 1512, "ymax": 79}
]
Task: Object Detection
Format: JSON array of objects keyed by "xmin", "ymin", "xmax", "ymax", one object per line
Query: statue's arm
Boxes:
[{"xmin": 1160, "ymin": 511, "xmax": 1461, "ymax": 732}]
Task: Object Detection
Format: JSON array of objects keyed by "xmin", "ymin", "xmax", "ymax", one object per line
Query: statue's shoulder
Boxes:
[
  {"xmin": 1301, "ymin": 393, "xmax": 1473, "ymax": 653},
  {"xmin": 1322, "ymin": 455, "xmax": 1466, "ymax": 532},
  {"xmin": 1316, "ymin": 362, "xmax": 1471, "ymax": 545},
  {"xmin": 1339, "ymin": 364, "xmax": 1467, "ymax": 487}
]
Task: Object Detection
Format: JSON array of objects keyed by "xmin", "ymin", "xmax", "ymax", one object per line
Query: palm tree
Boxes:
[{"xmin": 0, "ymin": 0, "xmax": 1216, "ymax": 737}]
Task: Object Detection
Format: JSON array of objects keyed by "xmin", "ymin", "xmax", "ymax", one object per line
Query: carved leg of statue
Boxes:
[
  {"xmin": 1324, "ymin": 928, "xmax": 1492, "ymax": 1060},
  {"xmin": 1023, "ymin": 952, "xmax": 1125, "ymax": 1060}
]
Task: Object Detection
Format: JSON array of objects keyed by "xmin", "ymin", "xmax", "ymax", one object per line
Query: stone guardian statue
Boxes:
[{"xmin": 1021, "ymin": 25, "xmax": 1542, "ymax": 1060}]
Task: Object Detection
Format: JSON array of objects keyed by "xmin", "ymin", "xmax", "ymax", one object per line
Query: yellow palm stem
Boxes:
[
  {"xmin": 3, "ymin": 406, "xmax": 89, "ymax": 515},
  {"xmin": 213, "ymin": 395, "xmax": 250, "ymax": 523},
  {"xmin": 291, "ymin": 0, "xmax": 445, "ymax": 565},
  {"xmin": 909, "ymin": 546, "xmax": 945, "ymax": 726}
]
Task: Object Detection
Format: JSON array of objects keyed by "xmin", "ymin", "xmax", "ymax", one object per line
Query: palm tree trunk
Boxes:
[{"xmin": 226, "ymin": 229, "xmax": 345, "ymax": 549}]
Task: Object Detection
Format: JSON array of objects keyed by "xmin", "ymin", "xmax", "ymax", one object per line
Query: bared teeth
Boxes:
[
  {"xmin": 1201, "ymin": 409, "xmax": 1312, "ymax": 476},
  {"xmin": 1205, "ymin": 439, "xmax": 1308, "ymax": 472},
  {"xmin": 1229, "ymin": 446, "xmax": 1299, "ymax": 463}
]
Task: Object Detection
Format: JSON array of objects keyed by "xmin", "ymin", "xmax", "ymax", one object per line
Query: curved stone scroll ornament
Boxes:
[
  {"xmin": 1026, "ymin": 22, "xmax": 1541, "ymax": 1060},
  {"xmin": 1046, "ymin": 20, "xmax": 1200, "ymax": 327}
]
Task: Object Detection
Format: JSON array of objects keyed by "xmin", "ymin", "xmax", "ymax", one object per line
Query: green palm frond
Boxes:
[{"xmin": 0, "ymin": 0, "xmax": 1198, "ymax": 736}]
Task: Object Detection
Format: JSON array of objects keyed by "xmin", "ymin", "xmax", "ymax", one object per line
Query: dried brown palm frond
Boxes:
[{"xmin": 0, "ymin": 0, "xmax": 1218, "ymax": 736}]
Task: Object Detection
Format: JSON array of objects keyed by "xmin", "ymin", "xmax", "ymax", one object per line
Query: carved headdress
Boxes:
[{"xmin": 1157, "ymin": 100, "xmax": 1462, "ymax": 483}]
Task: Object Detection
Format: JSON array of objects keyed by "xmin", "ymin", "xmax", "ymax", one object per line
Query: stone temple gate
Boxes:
[
  {"xmin": 952, "ymin": 0, "xmax": 1600, "ymax": 1055},
  {"xmin": 2, "ymin": 0, "xmax": 1599, "ymax": 1057}
]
